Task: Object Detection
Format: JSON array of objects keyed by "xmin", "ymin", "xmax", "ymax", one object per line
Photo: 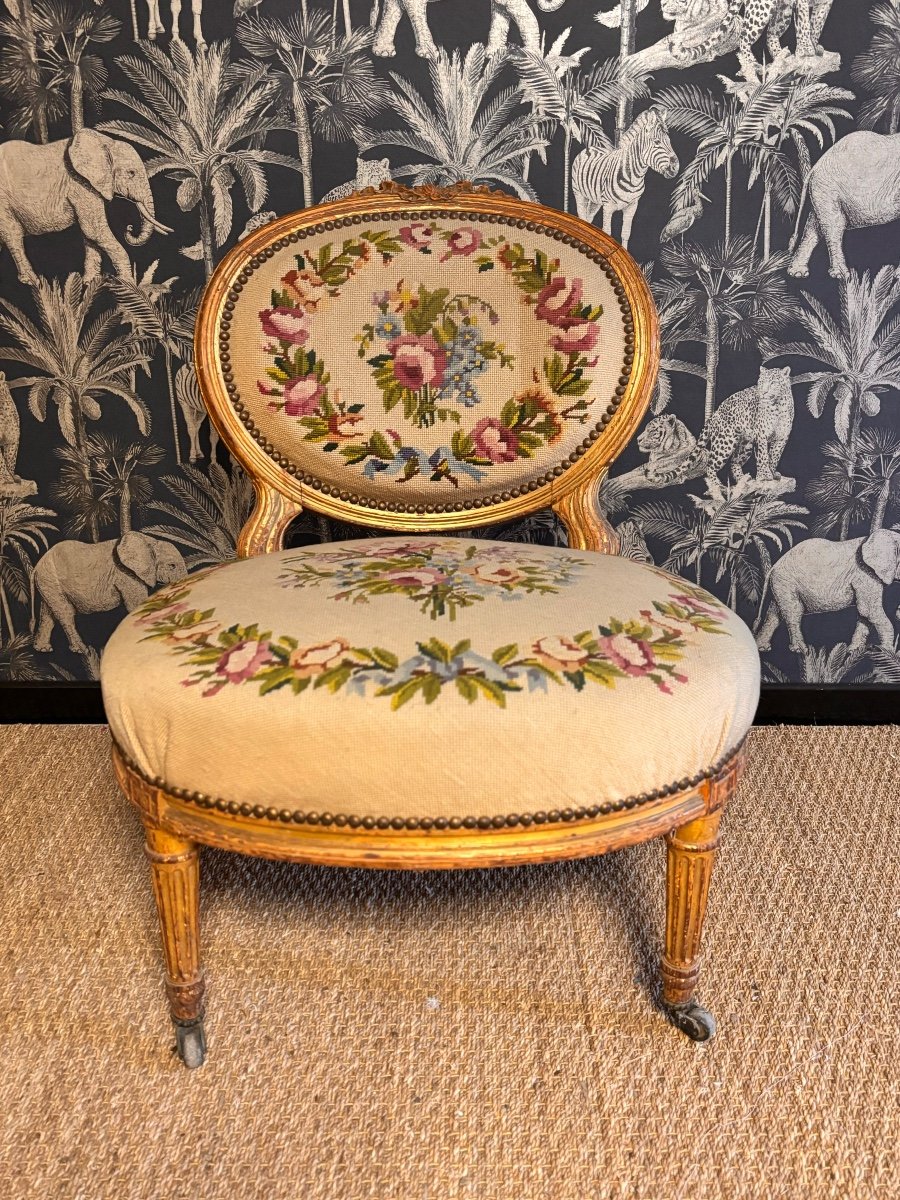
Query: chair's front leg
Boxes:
[
  {"xmin": 662, "ymin": 809, "xmax": 721, "ymax": 1041},
  {"xmin": 143, "ymin": 822, "xmax": 206, "ymax": 1068}
]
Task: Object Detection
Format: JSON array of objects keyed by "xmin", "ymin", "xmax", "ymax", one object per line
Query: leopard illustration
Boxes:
[
  {"xmin": 0, "ymin": 369, "xmax": 20, "ymax": 485},
  {"xmin": 321, "ymin": 157, "xmax": 393, "ymax": 202},
  {"xmin": 602, "ymin": 368, "xmax": 794, "ymax": 510},
  {"xmin": 0, "ymin": 370, "xmax": 36, "ymax": 498},
  {"xmin": 669, "ymin": 0, "xmax": 833, "ymax": 78},
  {"xmin": 635, "ymin": 366, "xmax": 794, "ymax": 487},
  {"xmin": 238, "ymin": 210, "xmax": 276, "ymax": 240},
  {"xmin": 600, "ymin": 413, "xmax": 699, "ymax": 511},
  {"xmin": 693, "ymin": 365, "xmax": 794, "ymax": 484}
]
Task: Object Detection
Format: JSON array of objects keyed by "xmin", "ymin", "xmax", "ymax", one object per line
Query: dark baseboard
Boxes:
[
  {"xmin": 0, "ymin": 682, "xmax": 897, "ymax": 725},
  {"xmin": 0, "ymin": 683, "xmax": 107, "ymax": 724},
  {"xmin": 752, "ymin": 685, "xmax": 898, "ymax": 725}
]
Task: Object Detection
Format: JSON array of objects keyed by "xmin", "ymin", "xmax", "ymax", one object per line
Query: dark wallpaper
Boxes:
[{"xmin": 1, "ymin": 0, "xmax": 899, "ymax": 685}]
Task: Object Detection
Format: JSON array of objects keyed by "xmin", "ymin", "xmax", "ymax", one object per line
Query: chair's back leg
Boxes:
[
  {"xmin": 143, "ymin": 822, "xmax": 206, "ymax": 1068},
  {"xmin": 662, "ymin": 808, "xmax": 722, "ymax": 1041}
]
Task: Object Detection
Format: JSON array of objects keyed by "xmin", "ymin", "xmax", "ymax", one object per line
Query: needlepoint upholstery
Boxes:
[
  {"xmin": 218, "ymin": 212, "xmax": 632, "ymax": 509},
  {"xmin": 101, "ymin": 538, "xmax": 760, "ymax": 821}
]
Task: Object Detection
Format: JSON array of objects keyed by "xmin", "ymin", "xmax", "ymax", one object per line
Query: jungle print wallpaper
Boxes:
[{"xmin": 1, "ymin": 0, "xmax": 899, "ymax": 686}]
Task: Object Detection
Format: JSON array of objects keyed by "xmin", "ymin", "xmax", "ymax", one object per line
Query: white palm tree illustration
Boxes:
[
  {"xmin": 777, "ymin": 270, "xmax": 900, "ymax": 534},
  {"xmin": 101, "ymin": 39, "xmax": 302, "ymax": 277},
  {"xmin": 595, "ymin": 0, "xmax": 648, "ymax": 139},
  {"xmin": 108, "ymin": 263, "xmax": 199, "ymax": 464},
  {"xmin": 0, "ymin": 497, "xmax": 56, "ymax": 643},
  {"xmin": 145, "ymin": 461, "xmax": 255, "ymax": 568},
  {"xmin": 0, "ymin": 0, "xmax": 65, "ymax": 140},
  {"xmin": 236, "ymin": 12, "xmax": 387, "ymax": 207},
  {"xmin": 0, "ymin": 274, "xmax": 150, "ymax": 541},
  {"xmin": 634, "ymin": 488, "xmax": 807, "ymax": 611},
  {"xmin": 35, "ymin": 0, "xmax": 121, "ymax": 134},
  {"xmin": 367, "ymin": 44, "xmax": 549, "ymax": 199}
]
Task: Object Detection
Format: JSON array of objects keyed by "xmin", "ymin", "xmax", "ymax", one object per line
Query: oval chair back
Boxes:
[{"xmin": 194, "ymin": 182, "xmax": 659, "ymax": 555}]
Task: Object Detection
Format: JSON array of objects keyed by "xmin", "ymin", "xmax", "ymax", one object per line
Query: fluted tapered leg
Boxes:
[
  {"xmin": 143, "ymin": 823, "xmax": 206, "ymax": 1067},
  {"xmin": 661, "ymin": 809, "xmax": 721, "ymax": 1041}
]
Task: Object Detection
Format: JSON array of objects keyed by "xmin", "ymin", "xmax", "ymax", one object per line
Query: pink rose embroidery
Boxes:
[
  {"xmin": 535, "ymin": 277, "xmax": 584, "ymax": 328},
  {"xmin": 383, "ymin": 567, "xmax": 449, "ymax": 588},
  {"xmin": 468, "ymin": 564, "xmax": 523, "ymax": 586},
  {"xmin": 259, "ymin": 306, "xmax": 309, "ymax": 345},
  {"xmin": 289, "ymin": 638, "xmax": 349, "ymax": 679},
  {"xmin": 532, "ymin": 636, "xmax": 591, "ymax": 672},
  {"xmin": 441, "ymin": 227, "xmax": 483, "ymax": 260},
  {"xmin": 389, "ymin": 334, "xmax": 448, "ymax": 390},
  {"xmin": 600, "ymin": 634, "xmax": 655, "ymax": 676},
  {"xmin": 471, "ymin": 416, "xmax": 519, "ymax": 464},
  {"xmin": 282, "ymin": 374, "xmax": 325, "ymax": 417},
  {"xmin": 212, "ymin": 640, "xmax": 273, "ymax": 688},
  {"xmin": 550, "ymin": 321, "xmax": 599, "ymax": 354},
  {"xmin": 400, "ymin": 222, "xmax": 434, "ymax": 249}
]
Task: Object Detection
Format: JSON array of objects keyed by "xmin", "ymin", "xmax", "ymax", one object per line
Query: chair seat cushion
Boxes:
[{"xmin": 101, "ymin": 537, "xmax": 760, "ymax": 824}]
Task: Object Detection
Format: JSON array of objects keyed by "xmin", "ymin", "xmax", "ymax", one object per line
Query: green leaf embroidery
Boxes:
[{"xmin": 138, "ymin": 574, "xmax": 730, "ymax": 710}]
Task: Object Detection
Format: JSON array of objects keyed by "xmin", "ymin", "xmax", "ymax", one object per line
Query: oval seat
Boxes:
[{"xmin": 101, "ymin": 536, "xmax": 760, "ymax": 827}]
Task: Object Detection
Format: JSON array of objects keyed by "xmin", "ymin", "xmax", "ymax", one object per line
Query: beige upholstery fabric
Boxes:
[
  {"xmin": 226, "ymin": 215, "xmax": 629, "ymax": 503},
  {"xmin": 101, "ymin": 539, "xmax": 760, "ymax": 820}
]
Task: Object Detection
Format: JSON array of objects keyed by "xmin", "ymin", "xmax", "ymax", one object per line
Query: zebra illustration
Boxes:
[{"xmin": 572, "ymin": 109, "xmax": 679, "ymax": 249}]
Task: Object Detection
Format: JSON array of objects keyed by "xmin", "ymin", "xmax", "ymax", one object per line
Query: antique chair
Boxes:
[{"xmin": 100, "ymin": 183, "xmax": 760, "ymax": 1068}]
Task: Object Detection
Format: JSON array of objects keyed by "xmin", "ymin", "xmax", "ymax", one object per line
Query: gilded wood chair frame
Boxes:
[{"xmin": 111, "ymin": 183, "xmax": 747, "ymax": 1066}]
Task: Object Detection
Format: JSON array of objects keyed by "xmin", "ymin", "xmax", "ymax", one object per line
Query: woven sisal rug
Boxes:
[{"xmin": 0, "ymin": 725, "xmax": 896, "ymax": 1199}]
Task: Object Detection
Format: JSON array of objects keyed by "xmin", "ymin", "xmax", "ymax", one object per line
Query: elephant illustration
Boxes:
[
  {"xmin": 371, "ymin": 0, "xmax": 565, "ymax": 60},
  {"xmin": 788, "ymin": 132, "xmax": 900, "ymax": 280},
  {"xmin": 0, "ymin": 129, "xmax": 172, "ymax": 287},
  {"xmin": 31, "ymin": 532, "xmax": 186, "ymax": 656},
  {"xmin": 755, "ymin": 530, "xmax": 900, "ymax": 657}
]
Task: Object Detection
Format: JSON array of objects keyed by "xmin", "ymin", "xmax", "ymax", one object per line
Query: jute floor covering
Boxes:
[{"xmin": 0, "ymin": 725, "xmax": 897, "ymax": 1200}]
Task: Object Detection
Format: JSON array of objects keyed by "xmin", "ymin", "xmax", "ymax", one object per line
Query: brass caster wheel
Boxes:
[
  {"xmin": 666, "ymin": 1000, "xmax": 716, "ymax": 1042},
  {"xmin": 175, "ymin": 1019, "xmax": 206, "ymax": 1068}
]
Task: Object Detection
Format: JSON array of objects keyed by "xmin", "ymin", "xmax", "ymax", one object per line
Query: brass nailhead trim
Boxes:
[
  {"xmin": 115, "ymin": 739, "xmax": 746, "ymax": 833},
  {"xmin": 219, "ymin": 210, "xmax": 635, "ymax": 514}
]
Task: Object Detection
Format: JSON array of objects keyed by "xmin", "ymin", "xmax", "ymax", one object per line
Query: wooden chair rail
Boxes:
[{"xmin": 113, "ymin": 740, "xmax": 744, "ymax": 872}]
